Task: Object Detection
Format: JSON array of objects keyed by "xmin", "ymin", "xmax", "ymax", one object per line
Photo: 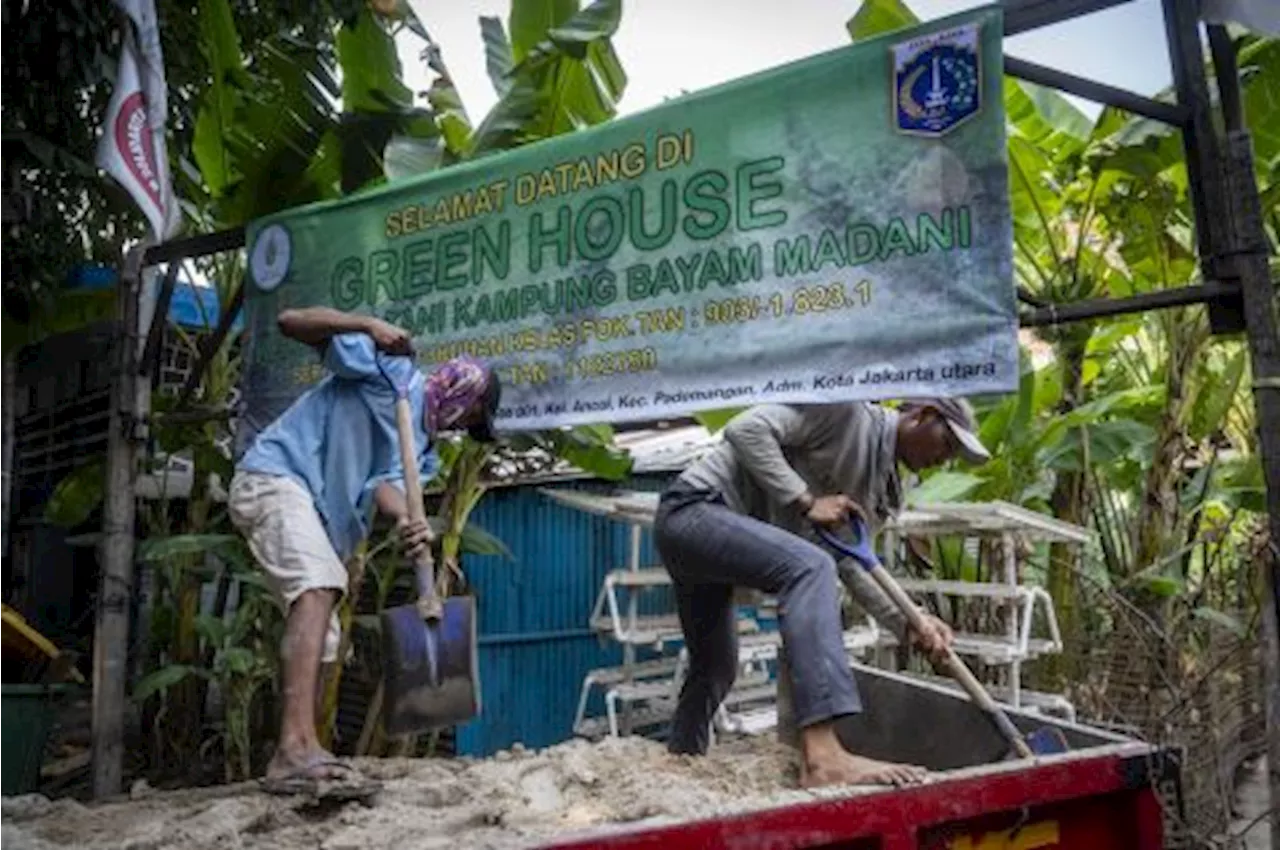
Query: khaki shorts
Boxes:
[{"xmin": 228, "ymin": 470, "xmax": 347, "ymax": 663}]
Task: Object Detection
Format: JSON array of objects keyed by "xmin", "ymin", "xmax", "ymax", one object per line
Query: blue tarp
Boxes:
[
  {"xmin": 167, "ymin": 281, "xmax": 244, "ymax": 333},
  {"xmin": 65, "ymin": 264, "xmax": 243, "ymax": 332}
]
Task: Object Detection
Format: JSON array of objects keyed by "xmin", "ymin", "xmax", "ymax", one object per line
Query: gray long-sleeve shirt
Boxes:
[{"xmin": 678, "ymin": 402, "xmax": 911, "ymax": 638}]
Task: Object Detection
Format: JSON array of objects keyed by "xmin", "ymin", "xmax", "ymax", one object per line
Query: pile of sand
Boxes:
[{"xmin": 2, "ymin": 736, "xmax": 864, "ymax": 850}]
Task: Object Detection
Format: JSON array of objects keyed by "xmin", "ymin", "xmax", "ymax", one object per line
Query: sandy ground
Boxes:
[{"xmin": 1, "ymin": 736, "xmax": 865, "ymax": 850}]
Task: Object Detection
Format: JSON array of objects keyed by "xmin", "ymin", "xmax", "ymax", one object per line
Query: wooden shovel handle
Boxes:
[
  {"xmin": 394, "ymin": 396, "xmax": 442, "ymax": 621},
  {"xmin": 866, "ymin": 563, "xmax": 1034, "ymax": 759}
]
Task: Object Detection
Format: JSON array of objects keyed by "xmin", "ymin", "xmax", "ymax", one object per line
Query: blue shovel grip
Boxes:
[
  {"xmin": 814, "ymin": 515, "xmax": 881, "ymax": 571},
  {"xmin": 375, "ymin": 351, "xmax": 412, "ymax": 401}
]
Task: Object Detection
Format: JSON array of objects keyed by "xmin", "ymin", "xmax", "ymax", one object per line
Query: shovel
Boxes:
[
  {"xmin": 378, "ymin": 361, "xmax": 481, "ymax": 736},
  {"xmin": 815, "ymin": 517, "xmax": 1067, "ymax": 760}
]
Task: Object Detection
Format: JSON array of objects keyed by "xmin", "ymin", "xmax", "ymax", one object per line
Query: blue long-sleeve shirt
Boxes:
[{"xmin": 237, "ymin": 333, "xmax": 440, "ymax": 561}]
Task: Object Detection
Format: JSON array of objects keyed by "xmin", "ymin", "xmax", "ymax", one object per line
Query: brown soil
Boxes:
[{"xmin": 2, "ymin": 736, "xmax": 881, "ymax": 850}]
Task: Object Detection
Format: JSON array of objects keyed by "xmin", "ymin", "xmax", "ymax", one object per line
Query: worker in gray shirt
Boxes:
[{"xmin": 654, "ymin": 398, "xmax": 990, "ymax": 788}]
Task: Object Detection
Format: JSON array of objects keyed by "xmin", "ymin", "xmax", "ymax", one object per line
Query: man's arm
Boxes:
[
  {"xmin": 722, "ymin": 405, "xmax": 816, "ymax": 509},
  {"xmin": 372, "ymin": 481, "xmax": 432, "ymax": 559},
  {"xmin": 278, "ymin": 307, "xmax": 412, "ymax": 354},
  {"xmin": 723, "ymin": 405, "xmax": 859, "ymax": 522},
  {"xmin": 372, "ymin": 480, "xmax": 409, "ymax": 522},
  {"xmin": 836, "ymin": 559, "xmax": 909, "ymax": 640}
]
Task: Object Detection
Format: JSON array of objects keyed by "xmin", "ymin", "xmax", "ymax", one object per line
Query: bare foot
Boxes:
[{"xmin": 801, "ymin": 751, "xmax": 928, "ymax": 789}]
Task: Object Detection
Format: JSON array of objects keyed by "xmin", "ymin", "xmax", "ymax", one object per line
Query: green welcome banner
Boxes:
[{"xmin": 240, "ymin": 6, "xmax": 1015, "ymax": 435}]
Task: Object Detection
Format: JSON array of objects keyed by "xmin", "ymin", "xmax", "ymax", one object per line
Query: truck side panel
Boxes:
[{"xmin": 540, "ymin": 748, "xmax": 1173, "ymax": 850}]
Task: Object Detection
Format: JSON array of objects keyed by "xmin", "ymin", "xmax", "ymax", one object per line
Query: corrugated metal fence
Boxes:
[{"xmin": 454, "ymin": 474, "xmax": 672, "ymax": 756}]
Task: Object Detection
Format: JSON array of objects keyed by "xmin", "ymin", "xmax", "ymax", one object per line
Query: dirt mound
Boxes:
[{"xmin": 2, "ymin": 736, "xmax": 847, "ymax": 850}]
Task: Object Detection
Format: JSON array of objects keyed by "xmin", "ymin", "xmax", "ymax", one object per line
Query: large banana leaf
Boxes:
[
  {"xmin": 1004, "ymin": 79, "xmax": 1091, "ymax": 159},
  {"xmin": 845, "ymin": 0, "xmax": 916, "ymax": 40},
  {"xmin": 191, "ymin": 0, "xmax": 251, "ymax": 199},
  {"xmin": 481, "ymin": 16, "xmax": 517, "ymax": 99},
  {"xmin": 415, "ymin": 20, "xmax": 475, "ymax": 160},
  {"xmin": 1237, "ymin": 36, "xmax": 1279, "ymax": 182},
  {"xmin": 336, "ymin": 6, "xmax": 444, "ymax": 191},
  {"xmin": 338, "ymin": 7, "xmax": 413, "ymax": 114},
  {"xmin": 509, "ymin": 0, "xmax": 580, "ymax": 62},
  {"xmin": 469, "ymin": 0, "xmax": 626, "ymax": 156},
  {"xmin": 189, "ymin": 0, "xmax": 343, "ymax": 226}
]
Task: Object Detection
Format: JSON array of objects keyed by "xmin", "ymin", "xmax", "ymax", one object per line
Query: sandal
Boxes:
[{"xmin": 260, "ymin": 758, "xmax": 383, "ymax": 800}]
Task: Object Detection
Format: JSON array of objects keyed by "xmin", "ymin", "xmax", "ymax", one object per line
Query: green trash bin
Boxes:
[{"xmin": 1, "ymin": 684, "xmax": 77, "ymax": 796}]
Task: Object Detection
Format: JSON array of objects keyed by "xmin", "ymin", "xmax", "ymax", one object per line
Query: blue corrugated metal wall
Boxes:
[{"xmin": 454, "ymin": 474, "xmax": 673, "ymax": 756}]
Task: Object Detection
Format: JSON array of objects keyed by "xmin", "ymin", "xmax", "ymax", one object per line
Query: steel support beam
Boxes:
[
  {"xmin": 1001, "ymin": 0, "xmax": 1134, "ymax": 36},
  {"xmin": 1161, "ymin": 0, "xmax": 1229, "ymax": 276},
  {"xmin": 1004, "ymin": 57, "xmax": 1189, "ymax": 126},
  {"xmin": 139, "ymin": 262, "xmax": 180, "ymax": 379},
  {"xmin": 1204, "ymin": 18, "xmax": 1280, "ymax": 848},
  {"xmin": 1017, "ymin": 281, "xmax": 1255, "ymax": 328},
  {"xmin": 1206, "ymin": 25, "xmax": 1245, "ymax": 133},
  {"xmin": 1229, "ymin": 126, "xmax": 1280, "ymax": 850},
  {"xmin": 142, "ymin": 226, "xmax": 245, "ymax": 266}
]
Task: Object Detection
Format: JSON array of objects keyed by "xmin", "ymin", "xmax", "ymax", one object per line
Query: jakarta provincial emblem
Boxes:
[
  {"xmin": 892, "ymin": 22, "xmax": 982, "ymax": 137},
  {"xmin": 249, "ymin": 223, "xmax": 292, "ymax": 293}
]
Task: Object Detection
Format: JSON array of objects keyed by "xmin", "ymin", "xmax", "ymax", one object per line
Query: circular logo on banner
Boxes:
[{"xmin": 249, "ymin": 224, "xmax": 292, "ymax": 292}]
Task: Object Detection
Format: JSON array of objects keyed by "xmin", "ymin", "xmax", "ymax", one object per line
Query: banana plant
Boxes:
[
  {"xmin": 131, "ymin": 532, "xmax": 283, "ymax": 781},
  {"xmin": 373, "ymin": 0, "xmax": 634, "ymax": 609}
]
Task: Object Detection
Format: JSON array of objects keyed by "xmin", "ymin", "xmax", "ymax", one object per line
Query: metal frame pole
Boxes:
[
  {"xmin": 1189, "ymin": 13, "xmax": 1280, "ymax": 846},
  {"xmin": 1211, "ymin": 43, "xmax": 1280, "ymax": 850}
]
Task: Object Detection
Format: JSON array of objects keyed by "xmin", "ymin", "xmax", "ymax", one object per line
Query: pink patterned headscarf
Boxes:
[{"xmin": 424, "ymin": 355, "xmax": 493, "ymax": 433}]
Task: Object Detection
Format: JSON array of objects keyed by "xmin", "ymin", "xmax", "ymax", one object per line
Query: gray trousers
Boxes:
[{"xmin": 653, "ymin": 486, "xmax": 863, "ymax": 755}]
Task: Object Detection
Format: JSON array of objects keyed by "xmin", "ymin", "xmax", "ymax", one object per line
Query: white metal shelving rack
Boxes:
[{"xmin": 873, "ymin": 501, "xmax": 1091, "ymax": 719}]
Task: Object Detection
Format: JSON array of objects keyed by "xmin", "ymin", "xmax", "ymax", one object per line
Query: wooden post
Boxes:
[{"xmin": 92, "ymin": 246, "xmax": 147, "ymax": 799}]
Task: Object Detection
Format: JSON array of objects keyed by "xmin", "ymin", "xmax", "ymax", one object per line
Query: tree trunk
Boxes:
[
  {"xmin": 1132, "ymin": 313, "xmax": 1200, "ymax": 623},
  {"xmin": 1046, "ymin": 336, "xmax": 1088, "ymax": 686}
]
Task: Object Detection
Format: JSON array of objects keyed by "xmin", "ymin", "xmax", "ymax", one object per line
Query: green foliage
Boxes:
[
  {"xmin": 134, "ymin": 664, "xmax": 209, "ymax": 703},
  {"xmin": 337, "ymin": 7, "xmax": 413, "ymax": 113},
  {"xmin": 44, "ymin": 457, "xmax": 106, "ymax": 527},
  {"xmin": 459, "ymin": 521, "xmax": 516, "ymax": 560},
  {"xmin": 137, "ymin": 533, "xmax": 248, "ymax": 567},
  {"xmin": 467, "ymin": 0, "xmax": 626, "ymax": 156},
  {"xmin": 544, "ymin": 425, "xmax": 633, "ymax": 481},
  {"xmin": 904, "ymin": 472, "xmax": 984, "ymax": 506},
  {"xmin": 2, "ymin": 289, "xmax": 117, "ymax": 358},
  {"xmin": 1, "ymin": 0, "xmax": 133, "ymax": 309},
  {"xmin": 845, "ymin": 0, "xmax": 917, "ymax": 40},
  {"xmin": 693, "ymin": 408, "xmax": 744, "ymax": 434}
]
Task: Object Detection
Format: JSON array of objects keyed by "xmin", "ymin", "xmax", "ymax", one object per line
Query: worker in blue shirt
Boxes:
[{"xmin": 229, "ymin": 307, "xmax": 500, "ymax": 795}]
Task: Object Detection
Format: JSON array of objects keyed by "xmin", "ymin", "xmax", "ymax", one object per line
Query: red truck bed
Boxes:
[{"xmin": 539, "ymin": 667, "xmax": 1179, "ymax": 850}]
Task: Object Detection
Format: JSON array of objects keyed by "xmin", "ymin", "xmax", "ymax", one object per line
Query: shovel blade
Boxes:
[
  {"xmin": 1025, "ymin": 726, "xmax": 1069, "ymax": 755},
  {"xmin": 380, "ymin": 596, "xmax": 480, "ymax": 736}
]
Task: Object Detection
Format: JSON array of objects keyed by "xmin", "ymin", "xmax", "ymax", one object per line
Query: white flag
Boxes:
[
  {"xmin": 1202, "ymin": 0, "xmax": 1280, "ymax": 36},
  {"xmin": 97, "ymin": 0, "xmax": 180, "ymax": 243},
  {"xmin": 117, "ymin": 0, "xmax": 168, "ymax": 131}
]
